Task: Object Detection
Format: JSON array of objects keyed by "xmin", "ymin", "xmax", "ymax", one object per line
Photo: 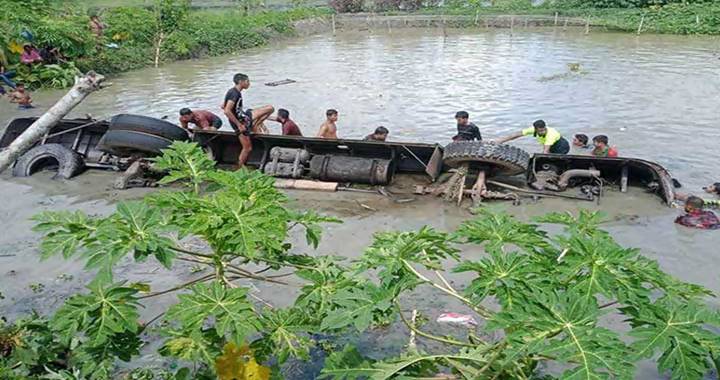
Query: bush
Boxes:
[{"xmin": 330, "ymin": 0, "xmax": 365, "ymax": 13}]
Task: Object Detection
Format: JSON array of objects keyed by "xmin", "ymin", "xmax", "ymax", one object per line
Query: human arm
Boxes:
[
  {"xmin": 316, "ymin": 123, "xmax": 328, "ymax": 138},
  {"xmin": 179, "ymin": 118, "xmax": 189, "ymax": 130},
  {"xmin": 495, "ymin": 131, "xmax": 523, "ymax": 144},
  {"xmin": 267, "ymin": 115, "xmax": 280, "ymax": 123},
  {"xmin": 543, "ymin": 144, "xmax": 552, "ymax": 154},
  {"xmin": 474, "ymin": 127, "xmax": 482, "ymax": 141}
]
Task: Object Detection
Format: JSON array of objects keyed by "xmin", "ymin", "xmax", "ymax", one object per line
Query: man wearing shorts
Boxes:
[{"xmin": 222, "ymin": 73, "xmax": 274, "ymax": 167}]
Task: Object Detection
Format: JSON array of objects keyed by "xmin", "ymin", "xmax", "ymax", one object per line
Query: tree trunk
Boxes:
[{"xmin": 0, "ymin": 72, "xmax": 105, "ymax": 174}]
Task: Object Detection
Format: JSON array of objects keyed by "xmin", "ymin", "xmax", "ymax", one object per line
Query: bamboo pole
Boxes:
[
  {"xmin": 332, "ymin": 14, "xmax": 336, "ymax": 35},
  {"xmin": 637, "ymin": 14, "xmax": 645, "ymax": 35},
  {"xmin": 585, "ymin": 17, "xmax": 590, "ymax": 34},
  {"xmin": 474, "ymin": 10, "xmax": 479, "ymax": 26},
  {"xmin": 563, "ymin": 17, "xmax": 568, "ymax": 31},
  {"xmin": 0, "ymin": 72, "xmax": 105, "ymax": 174},
  {"xmin": 510, "ymin": 16, "xmax": 514, "ymax": 36},
  {"xmin": 554, "ymin": 12, "xmax": 559, "ymax": 26}
]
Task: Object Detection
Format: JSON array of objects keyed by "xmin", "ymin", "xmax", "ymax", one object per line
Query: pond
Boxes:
[{"xmin": 0, "ymin": 26, "xmax": 719, "ymax": 378}]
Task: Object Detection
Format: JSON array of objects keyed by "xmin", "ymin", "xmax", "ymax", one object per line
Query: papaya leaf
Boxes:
[
  {"xmin": 320, "ymin": 344, "xmax": 377, "ymax": 380},
  {"xmin": 535, "ymin": 209, "xmax": 608, "ymax": 237},
  {"xmin": 626, "ymin": 298, "xmax": 720, "ymax": 380},
  {"xmin": 454, "ymin": 209, "xmax": 551, "ymax": 254},
  {"xmin": 323, "ymin": 348, "xmax": 491, "ymax": 380},
  {"xmin": 295, "ymin": 256, "xmax": 361, "ymax": 320},
  {"xmin": 165, "ymin": 282, "xmax": 259, "ymax": 344},
  {"xmin": 51, "ymin": 282, "xmax": 141, "ymax": 348},
  {"xmin": 454, "ymin": 250, "xmax": 547, "ymax": 309},
  {"xmin": 357, "ymin": 227, "xmax": 458, "ymax": 289},
  {"xmin": 321, "ymin": 283, "xmax": 396, "ymax": 332},
  {"xmin": 152, "ymin": 141, "xmax": 216, "ymax": 192},
  {"xmin": 159, "ymin": 329, "xmax": 223, "ymax": 366},
  {"xmin": 32, "ymin": 210, "xmax": 99, "ymax": 260},
  {"xmin": 251, "ymin": 307, "xmax": 314, "ymax": 364},
  {"xmin": 490, "ymin": 290, "xmax": 634, "ymax": 379}
]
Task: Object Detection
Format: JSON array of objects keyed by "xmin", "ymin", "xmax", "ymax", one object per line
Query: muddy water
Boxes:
[{"xmin": 1, "ymin": 28, "xmax": 719, "ymax": 377}]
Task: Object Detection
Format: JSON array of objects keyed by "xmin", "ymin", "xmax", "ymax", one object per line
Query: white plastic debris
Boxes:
[{"xmin": 436, "ymin": 313, "xmax": 478, "ymax": 327}]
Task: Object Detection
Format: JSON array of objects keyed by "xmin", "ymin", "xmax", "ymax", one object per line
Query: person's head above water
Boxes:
[
  {"xmin": 593, "ymin": 135, "xmax": 609, "ymax": 148},
  {"xmin": 573, "ymin": 134, "xmax": 588, "ymax": 147},
  {"xmin": 373, "ymin": 126, "xmax": 389, "ymax": 141},
  {"xmin": 685, "ymin": 196, "xmax": 705, "ymax": 213},
  {"xmin": 704, "ymin": 182, "xmax": 720, "ymax": 194},
  {"xmin": 16, "ymin": 83, "xmax": 25, "ymax": 91},
  {"xmin": 233, "ymin": 73, "xmax": 250, "ymax": 89},
  {"xmin": 326, "ymin": 109, "xmax": 338, "ymax": 122},
  {"xmin": 179, "ymin": 107, "xmax": 194, "ymax": 123},
  {"xmin": 277, "ymin": 108, "xmax": 290, "ymax": 123},
  {"xmin": 532, "ymin": 119, "xmax": 547, "ymax": 136},
  {"xmin": 455, "ymin": 111, "xmax": 469, "ymax": 126}
]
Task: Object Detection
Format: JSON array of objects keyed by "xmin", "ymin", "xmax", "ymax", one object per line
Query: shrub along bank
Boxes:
[
  {"xmin": 332, "ymin": 0, "xmax": 720, "ymax": 35},
  {"xmin": 0, "ymin": 0, "xmax": 328, "ymax": 89}
]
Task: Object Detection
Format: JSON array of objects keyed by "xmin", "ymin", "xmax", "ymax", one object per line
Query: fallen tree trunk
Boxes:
[{"xmin": 0, "ymin": 72, "xmax": 105, "ymax": 174}]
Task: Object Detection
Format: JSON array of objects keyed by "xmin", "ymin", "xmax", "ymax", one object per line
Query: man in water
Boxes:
[
  {"xmin": 495, "ymin": 119, "xmax": 570, "ymax": 154},
  {"xmin": 9, "ymin": 83, "xmax": 33, "ymax": 109},
  {"xmin": 704, "ymin": 183, "xmax": 720, "ymax": 196},
  {"xmin": 573, "ymin": 134, "xmax": 589, "ymax": 149},
  {"xmin": 452, "ymin": 111, "xmax": 482, "ymax": 141},
  {"xmin": 316, "ymin": 109, "xmax": 339, "ymax": 139},
  {"xmin": 364, "ymin": 126, "xmax": 389, "ymax": 141},
  {"xmin": 674, "ymin": 196, "xmax": 720, "ymax": 230},
  {"xmin": 179, "ymin": 108, "xmax": 222, "ymax": 131},
  {"xmin": 592, "ymin": 135, "xmax": 618, "ymax": 157},
  {"xmin": 222, "ymin": 73, "xmax": 274, "ymax": 167},
  {"xmin": 268, "ymin": 108, "xmax": 302, "ymax": 136}
]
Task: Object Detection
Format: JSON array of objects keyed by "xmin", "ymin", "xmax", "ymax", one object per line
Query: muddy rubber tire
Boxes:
[
  {"xmin": 109, "ymin": 114, "xmax": 189, "ymax": 141},
  {"xmin": 12, "ymin": 143, "xmax": 84, "ymax": 179},
  {"xmin": 443, "ymin": 141, "xmax": 530, "ymax": 176},
  {"xmin": 97, "ymin": 130, "xmax": 173, "ymax": 156}
]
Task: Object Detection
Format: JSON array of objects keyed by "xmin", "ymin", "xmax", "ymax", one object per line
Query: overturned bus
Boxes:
[{"xmin": 0, "ymin": 114, "xmax": 675, "ymax": 205}]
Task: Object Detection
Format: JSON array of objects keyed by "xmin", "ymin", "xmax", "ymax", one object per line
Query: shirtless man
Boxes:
[
  {"xmin": 222, "ymin": 73, "xmax": 274, "ymax": 167},
  {"xmin": 9, "ymin": 83, "xmax": 33, "ymax": 109},
  {"xmin": 316, "ymin": 109, "xmax": 338, "ymax": 139}
]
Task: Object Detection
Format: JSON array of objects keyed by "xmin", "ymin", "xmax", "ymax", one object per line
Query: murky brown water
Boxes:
[{"xmin": 1, "ymin": 27, "xmax": 719, "ymax": 378}]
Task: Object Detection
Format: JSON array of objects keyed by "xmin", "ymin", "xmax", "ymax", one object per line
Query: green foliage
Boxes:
[
  {"xmin": 165, "ymin": 282, "xmax": 258, "ymax": 346},
  {"xmin": 1, "ymin": 2, "xmax": 329, "ymax": 87},
  {"xmin": 152, "ymin": 141, "xmax": 215, "ymax": 193},
  {"xmin": 4, "ymin": 143, "xmax": 719, "ymax": 379}
]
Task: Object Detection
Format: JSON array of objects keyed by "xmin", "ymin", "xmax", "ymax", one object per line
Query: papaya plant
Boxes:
[{"xmin": 0, "ymin": 141, "xmax": 718, "ymax": 379}]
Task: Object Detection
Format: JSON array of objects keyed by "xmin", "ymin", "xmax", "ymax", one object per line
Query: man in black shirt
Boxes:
[
  {"xmin": 452, "ymin": 111, "xmax": 482, "ymax": 141},
  {"xmin": 223, "ymin": 73, "xmax": 274, "ymax": 167}
]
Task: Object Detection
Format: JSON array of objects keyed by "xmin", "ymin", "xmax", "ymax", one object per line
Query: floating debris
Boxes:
[{"xmin": 264, "ymin": 78, "xmax": 297, "ymax": 87}]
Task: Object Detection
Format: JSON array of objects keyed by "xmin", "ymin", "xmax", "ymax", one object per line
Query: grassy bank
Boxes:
[
  {"xmin": 424, "ymin": 3, "xmax": 720, "ymax": 35},
  {"xmin": 331, "ymin": 0, "xmax": 720, "ymax": 35},
  {"xmin": 0, "ymin": 0, "xmax": 329, "ymax": 89}
]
